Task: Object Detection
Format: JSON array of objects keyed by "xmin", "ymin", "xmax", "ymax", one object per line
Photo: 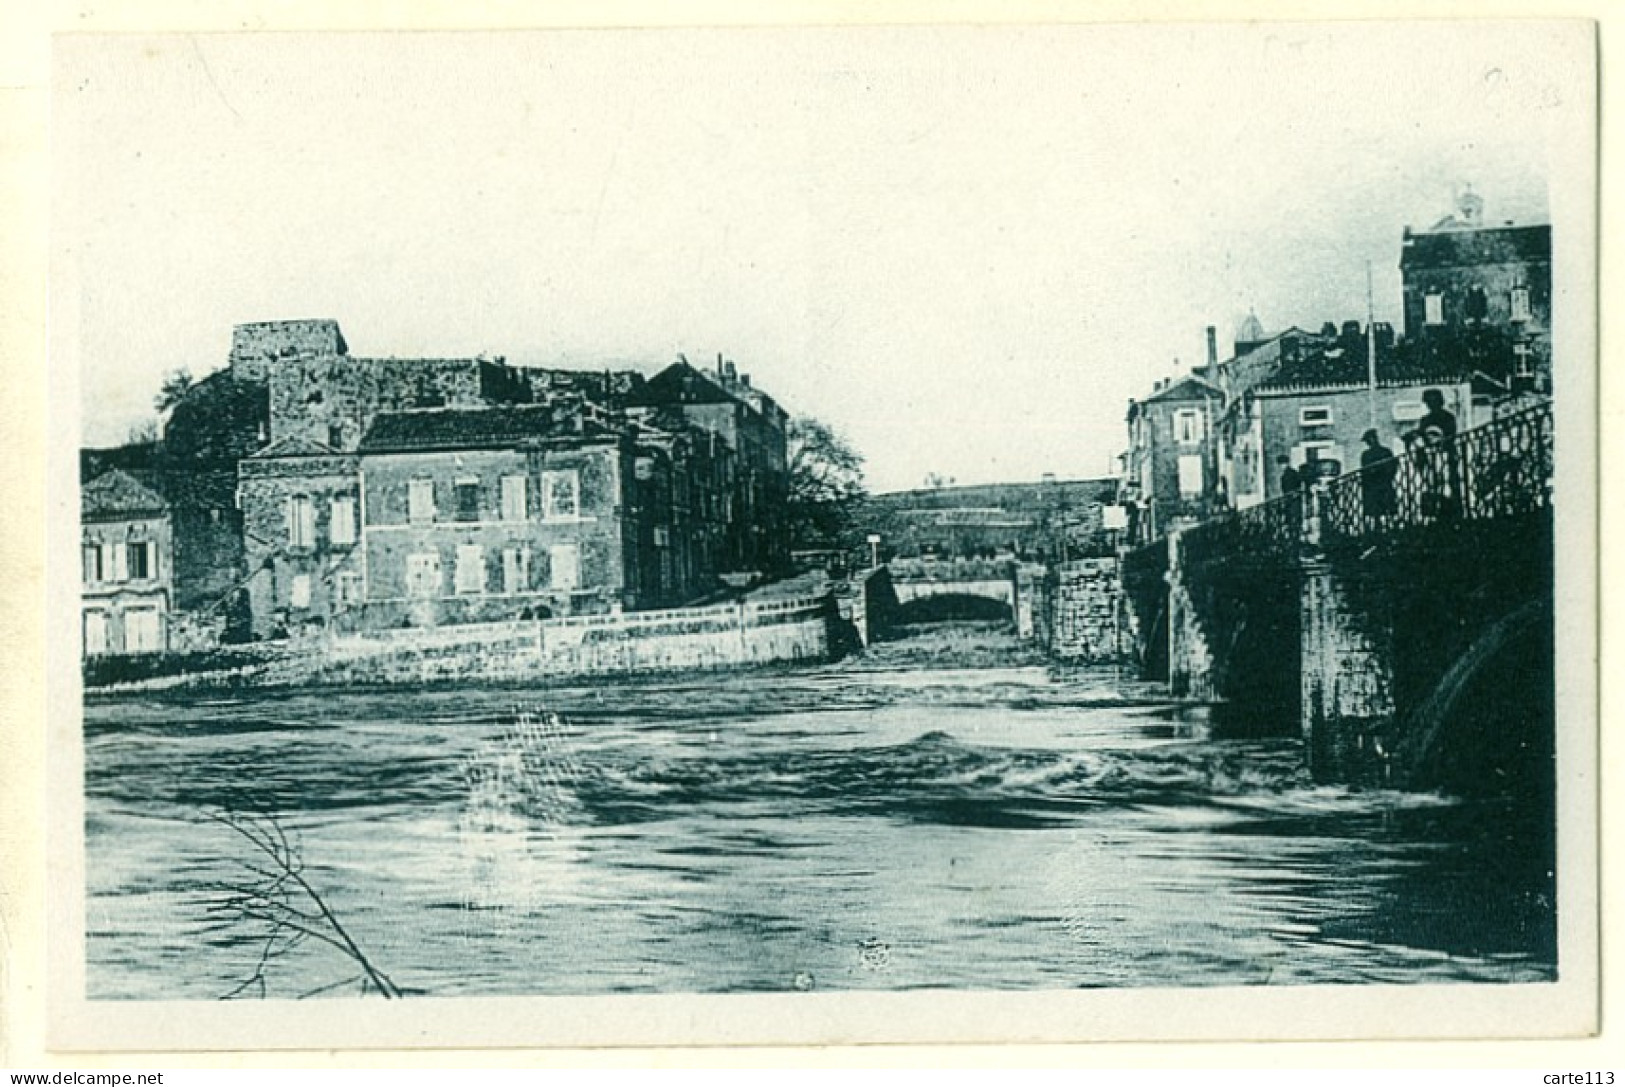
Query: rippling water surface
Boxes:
[{"xmin": 84, "ymin": 640, "xmax": 1556, "ymax": 999}]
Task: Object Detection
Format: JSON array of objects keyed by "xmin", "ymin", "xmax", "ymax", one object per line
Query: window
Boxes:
[
  {"xmin": 328, "ymin": 424, "xmax": 345, "ymax": 449},
  {"xmin": 330, "ymin": 496, "xmax": 357, "ymax": 545},
  {"xmin": 1514, "ymin": 343, "xmax": 1533, "ymax": 378},
  {"xmin": 542, "ymin": 470, "xmax": 580, "ymax": 521},
  {"xmin": 455, "ymin": 544, "xmax": 486, "ymax": 595},
  {"xmin": 502, "ymin": 545, "xmax": 530, "ymax": 594},
  {"xmin": 335, "ymin": 571, "xmax": 362, "ymax": 605},
  {"xmin": 455, "ymin": 478, "xmax": 482, "ymax": 523},
  {"xmin": 1465, "ymin": 285, "xmax": 1489, "ymax": 321},
  {"xmin": 126, "ymin": 540, "xmax": 152, "ymax": 581},
  {"xmin": 1177, "ymin": 455, "xmax": 1204, "ymax": 497},
  {"xmin": 83, "ymin": 610, "xmax": 109, "ymax": 656},
  {"xmin": 500, "ymin": 475, "xmax": 528, "ymax": 522},
  {"xmin": 290, "ymin": 574, "xmax": 312, "ymax": 609},
  {"xmin": 1172, "ymin": 409, "xmax": 1204, "ymax": 446},
  {"xmin": 1299, "ymin": 405, "xmax": 1334, "ymax": 427},
  {"xmin": 1424, "ymin": 291, "xmax": 1444, "ymax": 326},
  {"xmin": 287, "ymin": 495, "xmax": 316, "ymax": 548},
  {"xmin": 1392, "ymin": 400, "xmax": 1426, "ymax": 424},
  {"xmin": 109, "ymin": 540, "xmax": 129, "ymax": 583},
  {"xmin": 125, "ymin": 608, "xmax": 163, "ymax": 653},
  {"xmin": 549, "ymin": 543, "xmax": 581, "ymax": 592},
  {"xmin": 406, "ymin": 552, "xmax": 442, "ymax": 598},
  {"xmin": 1295, "ymin": 441, "xmax": 1344, "ymax": 479},
  {"xmin": 82, "ymin": 543, "xmax": 103, "ymax": 586},
  {"xmin": 408, "ymin": 479, "xmax": 436, "ymax": 524},
  {"xmin": 1511, "ymin": 285, "xmax": 1531, "ymax": 322}
]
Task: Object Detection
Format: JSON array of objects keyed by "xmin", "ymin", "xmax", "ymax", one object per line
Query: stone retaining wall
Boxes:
[{"xmin": 272, "ymin": 594, "xmax": 834, "ymax": 687}]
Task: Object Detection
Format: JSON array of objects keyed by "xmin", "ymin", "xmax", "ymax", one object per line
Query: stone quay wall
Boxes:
[{"xmin": 266, "ymin": 593, "xmax": 834, "ymax": 687}]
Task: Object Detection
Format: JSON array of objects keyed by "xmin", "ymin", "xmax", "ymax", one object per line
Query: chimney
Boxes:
[{"xmin": 1205, "ymin": 326, "xmax": 1218, "ymax": 369}]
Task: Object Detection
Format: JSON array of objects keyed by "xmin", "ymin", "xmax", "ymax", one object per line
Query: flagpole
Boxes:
[{"xmin": 1366, "ymin": 260, "xmax": 1379, "ymax": 430}]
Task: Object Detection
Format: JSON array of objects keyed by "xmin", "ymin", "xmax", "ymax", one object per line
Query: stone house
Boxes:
[
  {"xmin": 628, "ymin": 356, "xmax": 790, "ymax": 574},
  {"xmin": 1123, "ymin": 372, "xmax": 1224, "ymax": 544},
  {"xmin": 238, "ymin": 437, "xmax": 361, "ymax": 639},
  {"xmin": 353, "ymin": 407, "xmax": 638, "ymax": 628},
  {"xmin": 81, "ymin": 470, "xmax": 172, "ymax": 656},
  {"xmin": 89, "ymin": 318, "xmax": 793, "ymax": 641},
  {"xmin": 237, "ymin": 401, "xmax": 739, "ymax": 635},
  {"xmin": 1399, "ymin": 190, "xmax": 1552, "ymax": 391},
  {"xmin": 1215, "ymin": 322, "xmax": 1471, "ymax": 507}
]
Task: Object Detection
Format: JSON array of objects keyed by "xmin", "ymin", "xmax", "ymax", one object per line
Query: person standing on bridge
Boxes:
[
  {"xmin": 1359, "ymin": 428, "xmax": 1398, "ymax": 525},
  {"xmin": 1418, "ymin": 388, "xmax": 1458, "ymax": 441},
  {"xmin": 1278, "ymin": 455, "xmax": 1302, "ymax": 498}
]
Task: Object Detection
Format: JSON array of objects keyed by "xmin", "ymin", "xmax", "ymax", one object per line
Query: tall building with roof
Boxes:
[
  {"xmin": 81, "ymin": 469, "xmax": 173, "ymax": 655},
  {"xmin": 1399, "ymin": 189, "xmax": 1551, "ymax": 390},
  {"xmin": 1123, "ymin": 372, "xmax": 1225, "ymax": 543}
]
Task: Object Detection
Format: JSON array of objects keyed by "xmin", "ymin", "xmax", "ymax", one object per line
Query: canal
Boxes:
[{"xmin": 83, "ymin": 624, "xmax": 1556, "ymax": 1000}]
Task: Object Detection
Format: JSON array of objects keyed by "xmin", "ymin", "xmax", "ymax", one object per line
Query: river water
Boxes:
[{"xmin": 83, "ymin": 631, "xmax": 1556, "ymax": 1000}]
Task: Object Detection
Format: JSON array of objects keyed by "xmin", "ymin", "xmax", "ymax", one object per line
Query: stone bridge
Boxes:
[
  {"xmin": 885, "ymin": 557, "xmax": 1046, "ymax": 635},
  {"xmin": 1122, "ymin": 401, "xmax": 1554, "ymax": 790}
]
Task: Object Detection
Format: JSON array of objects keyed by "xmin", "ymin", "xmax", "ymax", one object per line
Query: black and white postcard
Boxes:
[{"xmin": 38, "ymin": 17, "xmax": 1598, "ymax": 1052}]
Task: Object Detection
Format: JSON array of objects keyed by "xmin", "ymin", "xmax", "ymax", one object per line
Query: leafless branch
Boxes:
[{"xmin": 201, "ymin": 809, "xmax": 403, "ymax": 1000}]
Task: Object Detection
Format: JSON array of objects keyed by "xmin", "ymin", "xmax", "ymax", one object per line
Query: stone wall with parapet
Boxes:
[{"xmin": 250, "ymin": 593, "xmax": 834, "ymax": 687}]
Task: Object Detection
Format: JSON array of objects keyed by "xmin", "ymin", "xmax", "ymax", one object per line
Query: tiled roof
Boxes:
[
  {"xmin": 1400, "ymin": 223, "xmax": 1550, "ymax": 270},
  {"xmin": 82, "ymin": 469, "xmax": 168, "ymax": 519},
  {"xmin": 1141, "ymin": 374, "xmax": 1222, "ymax": 404},
  {"xmin": 357, "ymin": 405, "xmax": 617, "ymax": 454},
  {"xmin": 626, "ymin": 361, "xmax": 737, "ymax": 407},
  {"xmin": 1256, "ymin": 341, "xmax": 1466, "ymax": 392}
]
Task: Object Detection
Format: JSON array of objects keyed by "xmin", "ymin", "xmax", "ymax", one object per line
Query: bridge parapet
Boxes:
[{"xmin": 1316, "ymin": 401, "xmax": 1553, "ymax": 549}]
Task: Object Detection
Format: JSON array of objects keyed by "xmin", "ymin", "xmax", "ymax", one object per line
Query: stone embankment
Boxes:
[{"xmin": 87, "ymin": 577, "xmax": 841, "ymax": 692}]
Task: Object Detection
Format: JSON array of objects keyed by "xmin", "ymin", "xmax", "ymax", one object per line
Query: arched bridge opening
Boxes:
[
  {"xmin": 889, "ymin": 576, "xmax": 1017, "ymax": 626},
  {"xmin": 893, "ymin": 592, "xmax": 1014, "ymax": 625}
]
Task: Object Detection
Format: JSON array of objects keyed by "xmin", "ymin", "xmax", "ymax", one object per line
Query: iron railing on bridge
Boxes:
[
  {"xmin": 1316, "ymin": 400, "xmax": 1553, "ymax": 548},
  {"xmin": 1162, "ymin": 399, "xmax": 1552, "ymax": 568}
]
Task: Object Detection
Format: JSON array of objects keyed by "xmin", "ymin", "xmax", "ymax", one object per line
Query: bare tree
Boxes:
[
  {"xmin": 202, "ymin": 810, "xmax": 402, "ymax": 1000},
  {"xmin": 154, "ymin": 367, "xmax": 194, "ymax": 414}
]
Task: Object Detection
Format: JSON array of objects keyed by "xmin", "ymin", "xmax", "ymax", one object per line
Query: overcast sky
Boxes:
[{"xmin": 56, "ymin": 22, "xmax": 1585, "ymax": 493}]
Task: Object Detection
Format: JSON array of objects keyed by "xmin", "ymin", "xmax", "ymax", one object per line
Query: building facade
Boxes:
[
  {"xmin": 629, "ymin": 356, "xmax": 790, "ymax": 574},
  {"xmin": 1123, "ymin": 373, "xmax": 1224, "ymax": 544},
  {"xmin": 237, "ymin": 402, "xmax": 742, "ymax": 635},
  {"xmin": 85, "ymin": 318, "xmax": 799, "ymax": 644},
  {"xmin": 81, "ymin": 470, "xmax": 173, "ymax": 656},
  {"xmin": 1399, "ymin": 190, "xmax": 1552, "ymax": 392}
]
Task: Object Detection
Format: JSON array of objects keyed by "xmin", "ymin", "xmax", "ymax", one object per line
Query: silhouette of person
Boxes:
[
  {"xmin": 1415, "ymin": 422, "xmax": 1461, "ymax": 520},
  {"xmin": 1359, "ymin": 428, "xmax": 1398, "ymax": 522},
  {"xmin": 1278, "ymin": 455, "xmax": 1302, "ymax": 497},
  {"xmin": 1418, "ymin": 388, "xmax": 1457, "ymax": 441}
]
